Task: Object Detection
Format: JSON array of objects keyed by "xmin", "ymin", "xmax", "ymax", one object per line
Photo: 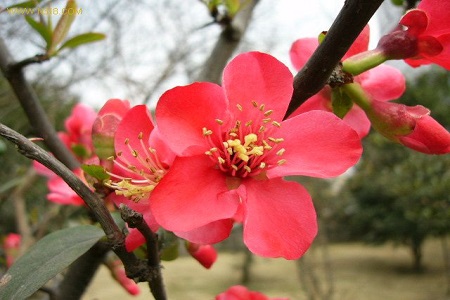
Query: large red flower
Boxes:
[
  {"xmin": 290, "ymin": 26, "xmax": 406, "ymax": 138},
  {"xmin": 151, "ymin": 52, "xmax": 362, "ymax": 259}
]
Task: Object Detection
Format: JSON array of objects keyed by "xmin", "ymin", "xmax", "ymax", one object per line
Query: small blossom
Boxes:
[
  {"xmin": 3, "ymin": 233, "xmax": 21, "ymax": 268},
  {"xmin": 105, "ymin": 255, "xmax": 140, "ymax": 295},
  {"xmin": 290, "ymin": 26, "xmax": 405, "ymax": 138},
  {"xmin": 216, "ymin": 285, "xmax": 288, "ymax": 300},
  {"xmin": 186, "ymin": 242, "xmax": 217, "ymax": 269},
  {"xmin": 151, "ymin": 51, "xmax": 362, "ymax": 259},
  {"xmin": 377, "ymin": 0, "xmax": 450, "ymax": 69}
]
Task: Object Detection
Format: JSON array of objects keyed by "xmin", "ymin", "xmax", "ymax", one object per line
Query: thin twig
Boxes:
[
  {"xmin": 0, "ymin": 38, "xmax": 79, "ymax": 170},
  {"xmin": 285, "ymin": 0, "xmax": 385, "ymax": 118},
  {"xmin": 196, "ymin": 0, "xmax": 260, "ymax": 84}
]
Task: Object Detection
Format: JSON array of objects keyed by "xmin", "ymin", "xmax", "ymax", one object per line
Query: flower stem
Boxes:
[
  {"xmin": 340, "ymin": 82, "xmax": 372, "ymax": 111},
  {"xmin": 342, "ymin": 49, "xmax": 387, "ymax": 75}
]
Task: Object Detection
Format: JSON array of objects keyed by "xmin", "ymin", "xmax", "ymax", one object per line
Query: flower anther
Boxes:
[{"xmin": 203, "ymin": 101, "xmax": 286, "ymax": 178}]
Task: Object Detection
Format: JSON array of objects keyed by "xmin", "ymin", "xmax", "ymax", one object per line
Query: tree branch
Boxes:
[
  {"xmin": 196, "ymin": 0, "xmax": 260, "ymax": 83},
  {"xmin": 120, "ymin": 205, "xmax": 167, "ymax": 300},
  {"xmin": 0, "ymin": 38, "xmax": 78, "ymax": 170},
  {"xmin": 0, "ymin": 123, "xmax": 153, "ymax": 285},
  {"xmin": 285, "ymin": 0, "xmax": 385, "ymax": 118}
]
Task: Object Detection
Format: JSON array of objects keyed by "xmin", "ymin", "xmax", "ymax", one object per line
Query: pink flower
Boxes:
[
  {"xmin": 3, "ymin": 233, "xmax": 21, "ymax": 268},
  {"xmin": 367, "ymin": 100, "xmax": 450, "ymax": 154},
  {"xmin": 377, "ymin": 0, "xmax": 450, "ymax": 69},
  {"xmin": 102, "ymin": 104, "xmax": 171, "ymax": 250},
  {"xmin": 103, "ymin": 104, "xmax": 236, "ymax": 252},
  {"xmin": 151, "ymin": 52, "xmax": 362, "ymax": 259},
  {"xmin": 216, "ymin": 285, "xmax": 288, "ymax": 300},
  {"xmin": 33, "ymin": 103, "xmax": 98, "ymax": 206},
  {"xmin": 105, "ymin": 256, "xmax": 140, "ymax": 295},
  {"xmin": 290, "ymin": 26, "xmax": 406, "ymax": 138},
  {"xmin": 60, "ymin": 103, "xmax": 97, "ymax": 160},
  {"xmin": 186, "ymin": 242, "xmax": 217, "ymax": 269}
]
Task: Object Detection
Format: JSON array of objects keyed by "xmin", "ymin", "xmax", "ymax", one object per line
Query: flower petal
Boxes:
[
  {"xmin": 342, "ymin": 106, "xmax": 371, "ymax": 138},
  {"xmin": 222, "ymin": 52, "xmax": 293, "ymax": 121},
  {"xmin": 175, "ymin": 219, "xmax": 234, "ymax": 245},
  {"xmin": 242, "ymin": 178, "xmax": 317, "ymax": 259},
  {"xmin": 289, "ymin": 38, "xmax": 318, "ymax": 70},
  {"xmin": 358, "ymin": 65, "xmax": 406, "ymax": 101},
  {"xmin": 114, "ymin": 105, "xmax": 155, "ymax": 178},
  {"xmin": 289, "ymin": 89, "xmax": 332, "ymax": 117},
  {"xmin": 156, "ymin": 82, "xmax": 229, "ymax": 156},
  {"xmin": 150, "ymin": 156, "xmax": 239, "ymax": 232},
  {"xmin": 267, "ymin": 111, "xmax": 362, "ymax": 178},
  {"xmin": 399, "ymin": 115, "xmax": 450, "ymax": 154},
  {"xmin": 344, "ymin": 25, "xmax": 370, "ymax": 59},
  {"xmin": 417, "ymin": 0, "xmax": 450, "ymax": 36}
]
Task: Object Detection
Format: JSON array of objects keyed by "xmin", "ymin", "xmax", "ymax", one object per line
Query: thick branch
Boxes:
[
  {"xmin": 285, "ymin": 0, "xmax": 384, "ymax": 118},
  {"xmin": 196, "ymin": 0, "xmax": 259, "ymax": 83},
  {"xmin": 0, "ymin": 123, "xmax": 151, "ymax": 283},
  {"xmin": 0, "ymin": 38, "xmax": 78, "ymax": 169}
]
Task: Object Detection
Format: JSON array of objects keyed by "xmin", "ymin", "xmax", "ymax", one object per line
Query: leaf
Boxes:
[
  {"xmin": 331, "ymin": 88, "xmax": 353, "ymax": 119},
  {"xmin": 224, "ymin": 0, "xmax": 241, "ymax": 17},
  {"xmin": 0, "ymin": 225, "xmax": 105, "ymax": 300},
  {"xmin": 159, "ymin": 231, "xmax": 179, "ymax": 261},
  {"xmin": 24, "ymin": 15, "xmax": 52, "ymax": 47},
  {"xmin": 48, "ymin": 0, "xmax": 77, "ymax": 55},
  {"xmin": 81, "ymin": 164, "xmax": 110, "ymax": 181},
  {"xmin": 58, "ymin": 32, "xmax": 106, "ymax": 51}
]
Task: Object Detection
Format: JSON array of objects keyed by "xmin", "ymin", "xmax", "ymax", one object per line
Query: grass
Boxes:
[{"xmin": 83, "ymin": 238, "xmax": 448, "ymax": 300}]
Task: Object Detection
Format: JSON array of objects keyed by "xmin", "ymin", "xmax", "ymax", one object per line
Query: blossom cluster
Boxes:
[{"xmin": 31, "ymin": 0, "xmax": 450, "ymax": 298}]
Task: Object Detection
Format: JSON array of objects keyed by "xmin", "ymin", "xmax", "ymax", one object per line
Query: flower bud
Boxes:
[{"xmin": 186, "ymin": 242, "xmax": 217, "ymax": 269}]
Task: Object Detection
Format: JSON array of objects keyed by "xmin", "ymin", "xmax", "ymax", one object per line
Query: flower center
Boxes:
[
  {"xmin": 105, "ymin": 132, "xmax": 168, "ymax": 202},
  {"xmin": 203, "ymin": 101, "xmax": 286, "ymax": 178}
]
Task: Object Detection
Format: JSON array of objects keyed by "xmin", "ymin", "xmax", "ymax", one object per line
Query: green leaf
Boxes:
[
  {"xmin": 391, "ymin": 0, "xmax": 404, "ymax": 6},
  {"xmin": 159, "ymin": 231, "xmax": 179, "ymax": 261},
  {"xmin": 71, "ymin": 143, "xmax": 90, "ymax": 159},
  {"xmin": 49, "ymin": 0, "xmax": 77, "ymax": 55},
  {"xmin": 81, "ymin": 164, "xmax": 110, "ymax": 181},
  {"xmin": 5, "ymin": 0, "xmax": 42, "ymax": 9},
  {"xmin": 58, "ymin": 32, "xmax": 106, "ymax": 51},
  {"xmin": 224, "ymin": 0, "xmax": 241, "ymax": 17},
  {"xmin": 24, "ymin": 15, "xmax": 52, "ymax": 47},
  {"xmin": 331, "ymin": 88, "xmax": 353, "ymax": 119},
  {"xmin": 0, "ymin": 225, "xmax": 105, "ymax": 300}
]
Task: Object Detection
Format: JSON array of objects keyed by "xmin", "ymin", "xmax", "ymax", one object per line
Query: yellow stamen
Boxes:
[
  {"xmin": 272, "ymin": 121, "xmax": 281, "ymax": 127},
  {"xmin": 202, "ymin": 127, "xmax": 213, "ymax": 136},
  {"xmin": 277, "ymin": 159, "xmax": 287, "ymax": 166},
  {"xmin": 264, "ymin": 110, "xmax": 273, "ymax": 116},
  {"xmin": 276, "ymin": 148, "xmax": 286, "ymax": 156}
]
